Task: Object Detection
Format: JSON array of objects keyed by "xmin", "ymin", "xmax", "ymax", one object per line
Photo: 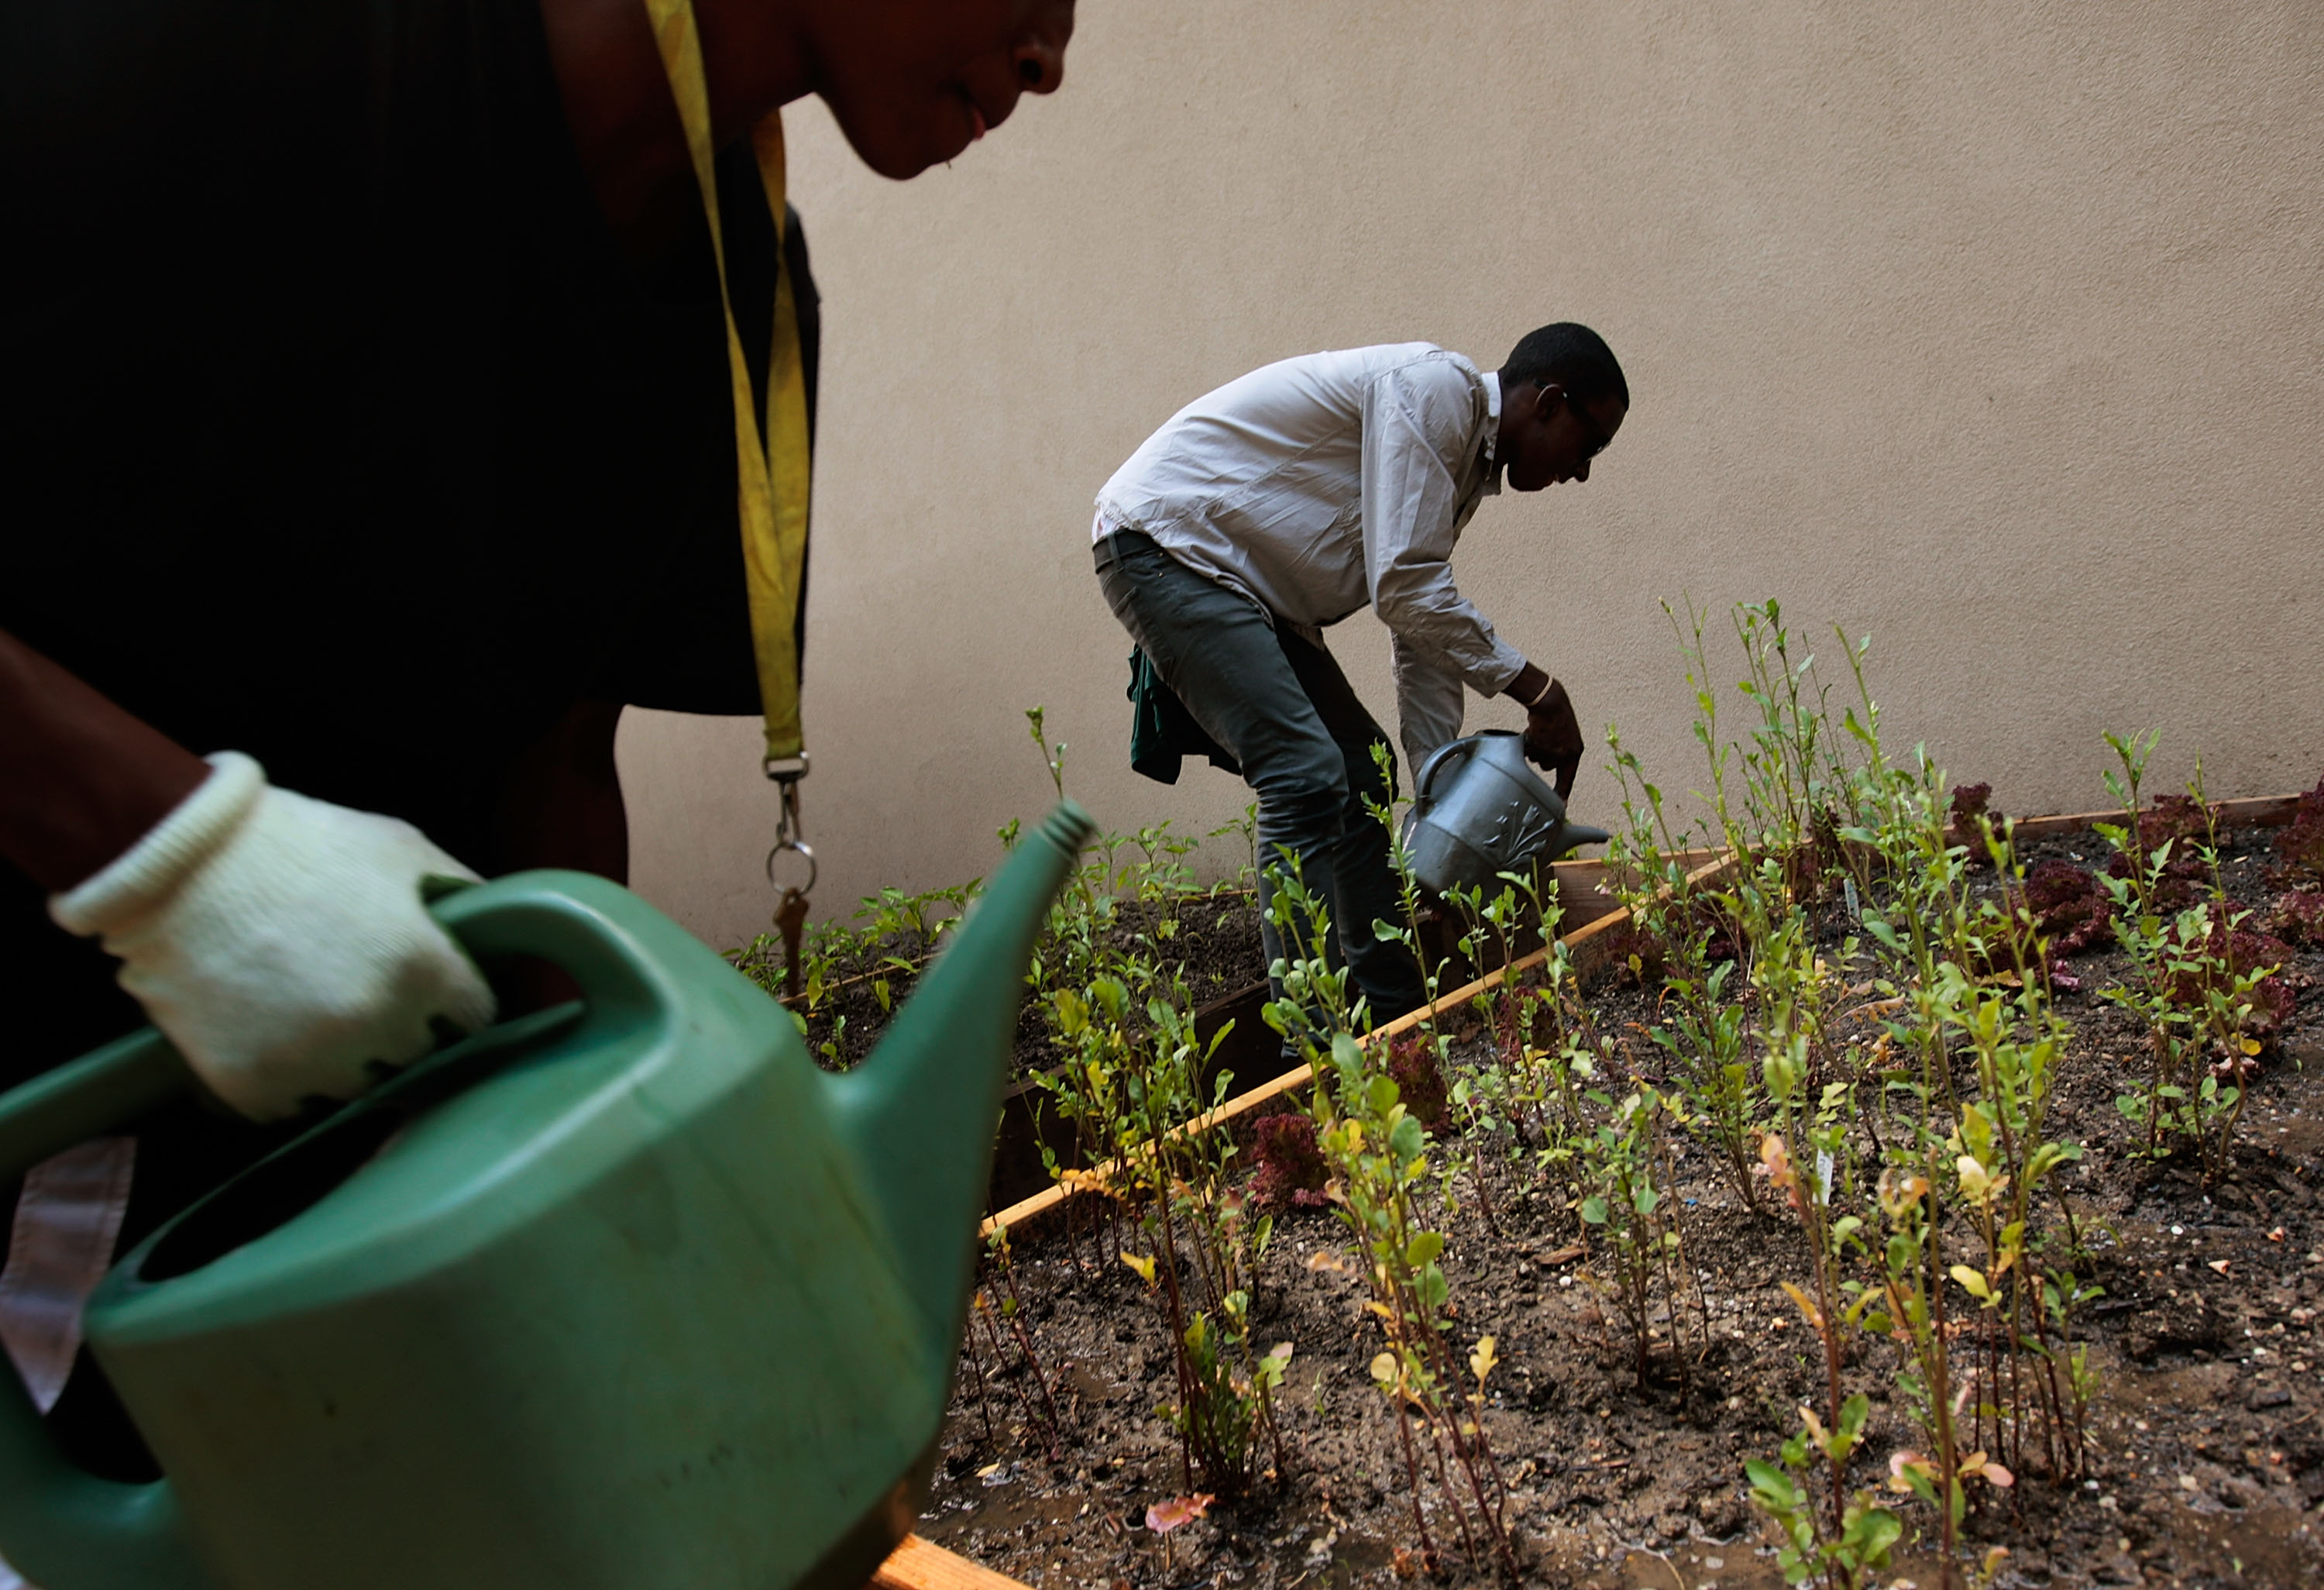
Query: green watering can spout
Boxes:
[
  {"xmin": 0, "ymin": 1030, "xmax": 215, "ymax": 1590},
  {"xmin": 826, "ymin": 800, "xmax": 1095, "ymax": 1354},
  {"xmin": 0, "ymin": 1418, "xmax": 207, "ymax": 1590}
]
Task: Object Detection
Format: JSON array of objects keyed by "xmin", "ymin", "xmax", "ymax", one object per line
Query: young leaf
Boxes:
[
  {"xmin": 1842, "ymin": 1505, "xmax": 1903, "ymax": 1561},
  {"xmin": 1744, "ymin": 1458, "xmax": 1801, "ymax": 1509},
  {"xmin": 1146, "ymin": 1493, "xmax": 1215, "ymax": 1534}
]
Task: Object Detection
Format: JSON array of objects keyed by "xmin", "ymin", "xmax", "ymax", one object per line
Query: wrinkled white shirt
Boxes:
[{"xmin": 1095, "ymin": 342, "xmax": 1526, "ymax": 769}]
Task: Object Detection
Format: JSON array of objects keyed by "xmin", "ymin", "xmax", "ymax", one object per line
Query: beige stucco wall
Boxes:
[{"xmin": 621, "ymin": 0, "xmax": 2324, "ymax": 952}]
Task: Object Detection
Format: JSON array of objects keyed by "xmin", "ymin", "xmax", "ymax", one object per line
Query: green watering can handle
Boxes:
[{"xmin": 0, "ymin": 872, "xmax": 676, "ymax": 1590}]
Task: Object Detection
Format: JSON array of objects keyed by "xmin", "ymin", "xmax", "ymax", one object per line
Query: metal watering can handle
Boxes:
[
  {"xmin": 1411, "ymin": 735, "xmax": 1480, "ymax": 817},
  {"xmin": 0, "ymin": 872, "xmax": 663, "ymax": 1590}
]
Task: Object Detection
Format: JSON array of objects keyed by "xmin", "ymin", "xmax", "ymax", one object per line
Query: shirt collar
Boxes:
[{"xmin": 1478, "ymin": 368, "xmax": 1504, "ymax": 495}]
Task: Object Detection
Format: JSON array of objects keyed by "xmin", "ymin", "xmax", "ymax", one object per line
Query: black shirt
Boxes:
[{"xmin": 1, "ymin": 0, "xmax": 818, "ymax": 1083}]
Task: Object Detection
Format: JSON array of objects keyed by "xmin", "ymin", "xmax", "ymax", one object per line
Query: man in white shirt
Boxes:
[{"xmin": 1092, "ymin": 323, "xmax": 1627, "ymax": 1021}]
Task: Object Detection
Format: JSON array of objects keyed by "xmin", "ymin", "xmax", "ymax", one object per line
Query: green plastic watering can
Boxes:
[{"xmin": 0, "ymin": 801, "xmax": 1095, "ymax": 1590}]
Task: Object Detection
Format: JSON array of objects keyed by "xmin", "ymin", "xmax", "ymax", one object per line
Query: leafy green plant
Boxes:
[
  {"xmin": 1252, "ymin": 865, "xmax": 1514, "ymax": 1577},
  {"xmin": 1930, "ymin": 960, "xmax": 2089, "ymax": 1482},
  {"xmin": 2096, "ymin": 745, "xmax": 2285, "ymax": 1179},
  {"xmin": 1642, "ymin": 614, "xmax": 2100, "ymax": 1588},
  {"xmin": 1605, "ymin": 728, "xmax": 1762, "ymax": 1211},
  {"xmin": 2104, "ymin": 784, "xmax": 2213, "ymax": 913},
  {"xmin": 1047, "ymin": 956, "xmax": 1290, "ymax": 1494},
  {"xmin": 1752, "ymin": 882, "xmax": 1860, "ymax": 1505},
  {"xmin": 1744, "ymin": 1396, "xmax": 1902, "ymax": 1590},
  {"xmin": 1574, "ymin": 1082, "xmax": 1696, "ymax": 1387},
  {"xmin": 1858, "ymin": 1162, "xmax": 1971, "ymax": 1570},
  {"xmin": 1722, "ymin": 597, "xmax": 1846, "ymax": 874},
  {"xmin": 972, "ymin": 708, "xmax": 1304, "ymax": 1495},
  {"xmin": 1318, "ymin": 1034, "xmax": 1514, "ymax": 1578}
]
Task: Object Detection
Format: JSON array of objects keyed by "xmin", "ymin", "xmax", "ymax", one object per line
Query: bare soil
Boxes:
[
  {"xmin": 918, "ymin": 830, "xmax": 2324, "ymax": 1590},
  {"xmin": 786, "ymin": 891, "xmax": 1266, "ymax": 1075}
]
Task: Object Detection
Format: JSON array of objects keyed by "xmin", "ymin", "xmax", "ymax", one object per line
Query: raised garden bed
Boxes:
[
  {"xmin": 751, "ymin": 623, "xmax": 2324, "ymax": 1589},
  {"xmin": 795, "ymin": 605, "xmax": 2324, "ymax": 1590},
  {"xmin": 926, "ymin": 793, "xmax": 2324, "ymax": 1589}
]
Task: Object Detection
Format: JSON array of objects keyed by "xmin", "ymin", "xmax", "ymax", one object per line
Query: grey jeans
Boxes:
[{"xmin": 1095, "ymin": 529, "xmax": 1428, "ymax": 1024}]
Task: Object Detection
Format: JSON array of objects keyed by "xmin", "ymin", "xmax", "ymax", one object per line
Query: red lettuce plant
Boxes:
[
  {"xmin": 2273, "ymin": 777, "xmax": 2324, "ymax": 890},
  {"xmin": 2024, "ymin": 860, "xmax": 2113, "ymax": 955},
  {"xmin": 1247, "ymin": 1113, "xmax": 1330, "ymax": 1213},
  {"xmin": 1950, "ymin": 783, "xmax": 2005, "ymax": 864},
  {"xmin": 2273, "ymin": 889, "xmax": 2324, "ymax": 949},
  {"xmin": 2170, "ymin": 917, "xmax": 2298, "ymax": 1037},
  {"xmin": 1384, "ymin": 1031, "xmax": 1451, "ymax": 1131}
]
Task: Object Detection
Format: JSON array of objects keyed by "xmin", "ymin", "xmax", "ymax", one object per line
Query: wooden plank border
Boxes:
[
  {"xmin": 975, "ymin": 787, "xmax": 2309, "ymax": 1242},
  {"xmin": 978, "ymin": 848, "xmax": 1697, "ymax": 1211},
  {"xmin": 1965, "ymin": 793, "xmax": 2302, "ymax": 842},
  {"xmin": 871, "ymin": 1534, "xmax": 1035, "ymax": 1590},
  {"xmin": 978, "ymin": 850, "xmax": 1740, "ymax": 1241}
]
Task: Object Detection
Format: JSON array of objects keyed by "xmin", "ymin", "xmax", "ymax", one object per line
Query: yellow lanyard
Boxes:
[{"xmin": 641, "ymin": 0, "xmax": 813, "ymax": 771}]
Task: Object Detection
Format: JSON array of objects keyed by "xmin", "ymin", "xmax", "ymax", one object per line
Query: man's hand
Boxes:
[
  {"xmin": 49, "ymin": 753, "xmax": 497, "ymax": 1120},
  {"xmin": 1507, "ymin": 664, "xmax": 1583, "ymax": 798},
  {"xmin": 1526, "ymin": 680, "xmax": 1583, "ymax": 798}
]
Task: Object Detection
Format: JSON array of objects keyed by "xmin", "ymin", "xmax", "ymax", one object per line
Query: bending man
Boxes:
[{"xmin": 1092, "ymin": 325, "xmax": 1628, "ymax": 1022}]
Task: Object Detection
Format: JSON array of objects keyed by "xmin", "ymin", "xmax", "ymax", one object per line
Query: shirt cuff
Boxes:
[{"xmin": 1473, "ymin": 642, "xmax": 1528, "ymax": 699}]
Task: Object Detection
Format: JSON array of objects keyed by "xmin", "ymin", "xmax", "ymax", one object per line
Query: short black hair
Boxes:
[{"xmin": 1499, "ymin": 322, "xmax": 1628, "ymax": 409}]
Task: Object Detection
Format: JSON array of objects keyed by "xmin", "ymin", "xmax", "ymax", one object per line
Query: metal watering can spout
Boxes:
[{"xmin": 826, "ymin": 800, "xmax": 1096, "ymax": 1358}]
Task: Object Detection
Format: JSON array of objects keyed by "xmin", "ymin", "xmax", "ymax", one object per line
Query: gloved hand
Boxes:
[{"xmin": 48, "ymin": 752, "xmax": 497, "ymax": 1120}]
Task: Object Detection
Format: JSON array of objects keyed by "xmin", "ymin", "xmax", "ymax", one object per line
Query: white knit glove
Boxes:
[{"xmin": 48, "ymin": 752, "xmax": 497, "ymax": 1121}]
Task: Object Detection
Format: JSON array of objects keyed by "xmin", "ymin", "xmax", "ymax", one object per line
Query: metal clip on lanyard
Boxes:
[
  {"xmin": 643, "ymin": 0, "xmax": 817, "ymax": 994},
  {"xmin": 765, "ymin": 755, "xmax": 813, "ymax": 998},
  {"xmin": 763, "ymin": 755, "xmax": 815, "ymax": 897}
]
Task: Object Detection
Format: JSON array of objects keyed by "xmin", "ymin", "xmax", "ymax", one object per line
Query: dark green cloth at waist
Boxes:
[{"xmin": 1127, "ymin": 648, "xmax": 1239, "ymax": 785}]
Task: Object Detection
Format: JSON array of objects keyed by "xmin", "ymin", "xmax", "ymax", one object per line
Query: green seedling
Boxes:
[
  {"xmin": 2096, "ymin": 749, "xmax": 2279, "ymax": 1182},
  {"xmin": 1744, "ymin": 1394, "xmax": 1902, "ymax": 1590}
]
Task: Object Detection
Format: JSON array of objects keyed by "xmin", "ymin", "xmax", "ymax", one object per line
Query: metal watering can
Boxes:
[
  {"xmin": 1404, "ymin": 730, "xmax": 1611, "ymax": 897},
  {"xmin": 0, "ymin": 802, "xmax": 1095, "ymax": 1590}
]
